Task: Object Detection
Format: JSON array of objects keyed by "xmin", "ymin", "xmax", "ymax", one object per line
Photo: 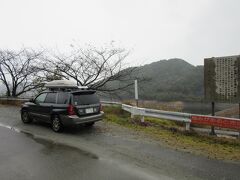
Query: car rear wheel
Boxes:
[
  {"xmin": 21, "ymin": 111, "xmax": 32, "ymax": 124},
  {"xmin": 52, "ymin": 115, "xmax": 63, "ymax": 132}
]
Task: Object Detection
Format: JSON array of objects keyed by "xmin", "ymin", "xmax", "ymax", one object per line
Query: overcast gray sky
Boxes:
[{"xmin": 0, "ymin": 0, "xmax": 240, "ymax": 66}]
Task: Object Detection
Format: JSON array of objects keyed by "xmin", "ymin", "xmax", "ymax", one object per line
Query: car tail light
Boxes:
[
  {"xmin": 67, "ymin": 104, "xmax": 76, "ymax": 115},
  {"xmin": 100, "ymin": 104, "xmax": 103, "ymax": 111}
]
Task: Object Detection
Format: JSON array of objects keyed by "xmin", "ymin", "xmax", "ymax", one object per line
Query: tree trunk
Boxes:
[
  {"xmin": 12, "ymin": 87, "xmax": 17, "ymax": 97},
  {"xmin": 6, "ymin": 90, "xmax": 11, "ymax": 97}
]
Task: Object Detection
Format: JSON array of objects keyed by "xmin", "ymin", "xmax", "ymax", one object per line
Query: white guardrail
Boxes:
[
  {"xmin": 101, "ymin": 102, "xmax": 192, "ymax": 130},
  {"xmin": 122, "ymin": 104, "xmax": 191, "ymax": 130}
]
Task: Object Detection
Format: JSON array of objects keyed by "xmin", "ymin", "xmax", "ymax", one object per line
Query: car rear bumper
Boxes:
[{"xmin": 60, "ymin": 111, "xmax": 104, "ymax": 126}]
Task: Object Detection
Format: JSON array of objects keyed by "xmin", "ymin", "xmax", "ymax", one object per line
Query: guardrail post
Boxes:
[
  {"xmin": 131, "ymin": 113, "xmax": 134, "ymax": 118},
  {"xmin": 141, "ymin": 116, "xmax": 145, "ymax": 123},
  {"xmin": 185, "ymin": 122, "xmax": 190, "ymax": 131},
  {"xmin": 131, "ymin": 107, "xmax": 134, "ymax": 119},
  {"xmin": 210, "ymin": 101, "xmax": 216, "ymax": 136}
]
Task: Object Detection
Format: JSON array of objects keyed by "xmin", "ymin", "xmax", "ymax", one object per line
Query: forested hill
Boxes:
[{"xmin": 106, "ymin": 58, "xmax": 204, "ymax": 101}]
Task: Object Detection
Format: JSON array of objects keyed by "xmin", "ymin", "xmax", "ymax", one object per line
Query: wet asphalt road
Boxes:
[{"xmin": 0, "ymin": 105, "xmax": 240, "ymax": 180}]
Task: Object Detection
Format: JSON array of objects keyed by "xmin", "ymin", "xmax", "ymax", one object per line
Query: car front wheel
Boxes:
[
  {"xmin": 52, "ymin": 115, "xmax": 63, "ymax": 132},
  {"xmin": 21, "ymin": 111, "xmax": 32, "ymax": 124}
]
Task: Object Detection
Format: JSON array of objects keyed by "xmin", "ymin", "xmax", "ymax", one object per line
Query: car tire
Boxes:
[
  {"xmin": 21, "ymin": 111, "xmax": 32, "ymax": 124},
  {"xmin": 52, "ymin": 115, "xmax": 63, "ymax": 133},
  {"xmin": 85, "ymin": 122, "xmax": 95, "ymax": 127}
]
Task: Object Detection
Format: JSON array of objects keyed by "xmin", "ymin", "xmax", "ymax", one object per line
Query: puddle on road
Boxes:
[
  {"xmin": 0, "ymin": 122, "xmax": 99, "ymax": 160},
  {"xmin": 33, "ymin": 136, "xmax": 99, "ymax": 160},
  {"xmin": 23, "ymin": 131, "xmax": 99, "ymax": 160}
]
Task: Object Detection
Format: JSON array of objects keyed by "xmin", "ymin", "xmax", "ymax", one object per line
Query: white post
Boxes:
[
  {"xmin": 135, "ymin": 79, "xmax": 138, "ymax": 106},
  {"xmin": 185, "ymin": 122, "xmax": 190, "ymax": 131},
  {"xmin": 131, "ymin": 107, "xmax": 134, "ymax": 119},
  {"xmin": 131, "ymin": 113, "xmax": 134, "ymax": 119}
]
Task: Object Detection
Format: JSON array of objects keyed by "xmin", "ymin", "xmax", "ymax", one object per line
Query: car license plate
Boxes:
[{"xmin": 85, "ymin": 108, "xmax": 94, "ymax": 114}]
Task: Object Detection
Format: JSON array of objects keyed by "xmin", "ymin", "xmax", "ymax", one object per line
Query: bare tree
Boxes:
[
  {"xmin": 43, "ymin": 44, "xmax": 138, "ymax": 92},
  {"xmin": 0, "ymin": 48, "xmax": 46, "ymax": 97}
]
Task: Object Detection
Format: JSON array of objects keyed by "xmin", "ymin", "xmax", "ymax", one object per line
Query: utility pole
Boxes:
[{"xmin": 135, "ymin": 79, "xmax": 138, "ymax": 107}]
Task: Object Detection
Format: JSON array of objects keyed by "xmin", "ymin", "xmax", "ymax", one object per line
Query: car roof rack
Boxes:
[
  {"xmin": 78, "ymin": 86, "xmax": 89, "ymax": 90},
  {"xmin": 45, "ymin": 80, "xmax": 88, "ymax": 91}
]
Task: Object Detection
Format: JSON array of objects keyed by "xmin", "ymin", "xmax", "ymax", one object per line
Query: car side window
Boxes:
[
  {"xmin": 35, "ymin": 93, "xmax": 47, "ymax": 104},
  {"xmin": 44, "ymin": 93, "xmax": 57, "ymax": 104},
  {"xmin": 57, "ymin": 92, "xmax": 69, "ymax": 104}
]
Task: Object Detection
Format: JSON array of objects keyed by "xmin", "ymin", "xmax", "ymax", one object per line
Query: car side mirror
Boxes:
[{"xmin": 29, "ymin": 98, "xmax": 35, "ymax": 103}]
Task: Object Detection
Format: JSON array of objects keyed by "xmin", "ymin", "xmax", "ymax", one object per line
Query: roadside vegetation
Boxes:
[{"xmin": 104, "ymin": 106, "xmax": 240, "ymax": 161}]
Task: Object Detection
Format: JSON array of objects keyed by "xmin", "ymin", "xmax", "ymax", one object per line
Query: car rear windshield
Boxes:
[{"xmin": 72, "ymin": 93, "xmax": 99, "ymax": 105}]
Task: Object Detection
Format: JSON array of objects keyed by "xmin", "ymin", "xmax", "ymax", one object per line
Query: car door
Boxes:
[
  {"xmin": 28, "ymin": 92, "xmax": 48, "ymax": 120},
  {"xmin": 41, "ymin": 92, "xmax": 57, "ymax": 122}
]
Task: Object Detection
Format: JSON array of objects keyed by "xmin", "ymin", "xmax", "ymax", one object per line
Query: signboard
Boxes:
[
  {"xmin": 204, "ymin": 55, "xmax": 240, "ymax": 103},
  {"xmin": 191, "ymin": 115, "xmax": 240, "ymax": 130}
]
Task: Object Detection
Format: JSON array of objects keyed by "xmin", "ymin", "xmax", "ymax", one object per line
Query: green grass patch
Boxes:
[{"xmin": 103, "ymin": 106, "xmax": 240, "ymax": 161}]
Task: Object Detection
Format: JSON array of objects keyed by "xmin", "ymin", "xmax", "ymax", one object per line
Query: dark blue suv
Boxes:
[{"xmin": 20, "ymin": 89, "xmax": 104, "ymax": 132}]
